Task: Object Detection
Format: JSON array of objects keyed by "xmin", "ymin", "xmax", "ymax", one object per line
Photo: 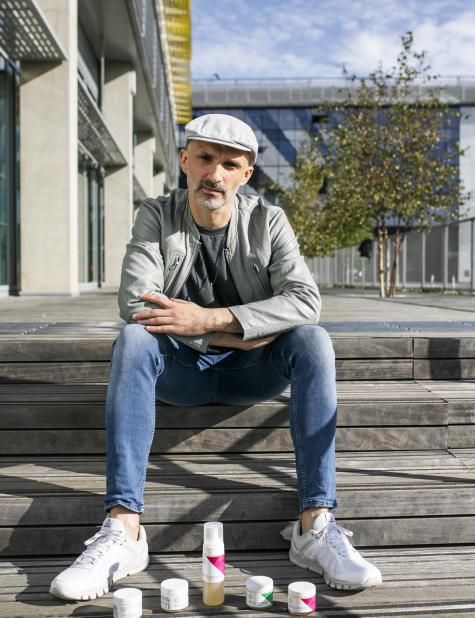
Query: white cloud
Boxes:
[{"xmin": 191, "ymin": 0, "xmax": 475, "ymax": 79}]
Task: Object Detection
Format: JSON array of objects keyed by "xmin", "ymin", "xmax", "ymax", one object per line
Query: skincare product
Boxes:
[
  {"xmin": 202, "ymin": 521, "xmax": 225, "ymax": 606},
  {"xmin": 160, "ymin": 578, "xmax": 189, "ymax": 612},
  {"xmin": 288, "ymin": 581, "xmax": 316, "ymax": 615},
  {"xmin": 113, "ymin": 587, "xmax": 142, "ymax": 618},
  {"xmin": 246, "ymin": 575, "xmax": 273, "ymax": 609}
]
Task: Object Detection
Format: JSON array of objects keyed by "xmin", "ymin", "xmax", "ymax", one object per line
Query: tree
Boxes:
[
  {"xmin": 270, "ymin": 133, "xmax": 370, "ymax": 256},
  {"xmin": 320, "ymin": 32, "xmax": 469, "ymax": 297}
]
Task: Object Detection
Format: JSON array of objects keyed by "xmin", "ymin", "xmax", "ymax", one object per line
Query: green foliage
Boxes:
[
  {"xmin": 318, "ymin": 31, "xmax": 469, "ymax": 295},
  {"xmin": 270, "ymin": 134, "xmax": 370, "ymax": 256}
]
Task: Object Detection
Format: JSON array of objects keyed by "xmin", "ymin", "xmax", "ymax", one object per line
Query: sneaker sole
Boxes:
[
  {"xmin": 49, "ymin": 554, "xmax": 150, "ymax": 601},
  {"xmin": 289, "ymin": 545, "xmax": 381, "ymax": 591}
]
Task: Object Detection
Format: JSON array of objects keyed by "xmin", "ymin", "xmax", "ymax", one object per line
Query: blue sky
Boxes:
[{"xmin": 191, "ymin": 0, "xmax": 475, "ymax": 80}]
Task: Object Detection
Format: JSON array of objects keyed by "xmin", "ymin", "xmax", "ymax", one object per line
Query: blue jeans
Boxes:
[{"xmin": 105, "ymin": 323, "xmax": 337, "ymax": 514}]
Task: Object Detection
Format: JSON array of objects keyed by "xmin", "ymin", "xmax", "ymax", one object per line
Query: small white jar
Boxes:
[
  {"xmin": 246, "ymin": 575, "xmax": 273, "ymax": 609},
  {"xmin": 113, "ymin": 587, "xmax": 142, "ymax": 618},
  {"xmin": 288, "ymin": 581, "xmax": 316, "ymax": 615},
  {"xmin": 160, "ymin": 578, "xmax": 189, "ymax": 612}
]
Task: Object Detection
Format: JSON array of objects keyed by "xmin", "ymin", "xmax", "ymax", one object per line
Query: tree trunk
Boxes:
[
  {"xmin": 377, "ymin": 226, "xmax": 386, "ymax": 297},
  {"xmin": 388, "ymin": 230, "xmax": 404, "ymax": 297}
]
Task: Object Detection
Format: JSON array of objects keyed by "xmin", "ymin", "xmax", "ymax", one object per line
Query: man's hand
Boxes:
[
  {"xmin": 132, "ymin": 294, "xmax": 212, "ymax": 336},
  {"xmin": 132, "ymin": 293, "xmax": 242, "ymax": 336},
  {"xmin": 211, "ymin": 331, "xmax": 279, "ymax": 350}
]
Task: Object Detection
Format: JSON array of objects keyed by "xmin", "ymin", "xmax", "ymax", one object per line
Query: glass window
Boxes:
[
  {"xmin": 405, "ymin": 232, "xmax": 422, "ymax": 284},
  {"xmin": 0, "ymin": 68, "xmax": 6, "ymax": 284},
  {"xmin": 425, "ymin": 226, "xmax": 444, "ymax": 284},
  {"xmin": 78, "ymin": 154, "xmax": 104, "ymax": 284}
]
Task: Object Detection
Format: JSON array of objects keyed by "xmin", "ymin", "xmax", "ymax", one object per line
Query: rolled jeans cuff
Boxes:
[
  {"xmin": 300, "ymin": 498, "xmax": 337, "ymax": 512},
  {"xmin": 104, "ymin": 499, "xmax": 143, "ymax": 515}
]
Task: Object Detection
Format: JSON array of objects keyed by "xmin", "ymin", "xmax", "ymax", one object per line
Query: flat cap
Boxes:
[{"xmin": 185, "ymin": 113, "xmax": 258, "ymax": 164}]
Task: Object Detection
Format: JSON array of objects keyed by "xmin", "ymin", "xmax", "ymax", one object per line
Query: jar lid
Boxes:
[
  {"xmin": 161, "ymin": 578, "xmax": 189, "ymax": 594},
  {"xmin": 113, "ymin": 587, "xmax": 142, "ymax": 605},
  {"xmin": 246, "ymin": 575, "xmax": 273, "ymax": 592},
  {"xmin": 288, "ymin": 581, "xmax": 316, "ymax": 597}
]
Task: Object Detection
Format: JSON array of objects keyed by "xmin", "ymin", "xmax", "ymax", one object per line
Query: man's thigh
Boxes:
[{"xmin": 212, "ymin": 343, "xmax": 291, "ymax": 406}]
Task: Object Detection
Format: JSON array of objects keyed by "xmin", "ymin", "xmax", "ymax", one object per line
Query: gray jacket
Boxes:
[{"xmin": 118, "ymin": 188, "xmax": 321, "ymax": 353}]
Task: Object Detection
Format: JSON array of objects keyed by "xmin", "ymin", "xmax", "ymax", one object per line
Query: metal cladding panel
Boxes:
[
  {"xmin": 0, "ymin": 0, "xmax": 66, "ymax": 60},
  {"xmin": 192, "ymin": 79, "xmax": 475, "ymax": 109}
]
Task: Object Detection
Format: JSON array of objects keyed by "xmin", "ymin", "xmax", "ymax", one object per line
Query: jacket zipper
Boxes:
[
  {"xmin": 168, "ymin": 243, "xmax": 200, "ymax": 297},
  {"xmin": 252, "ymin": 263, "xmax": 268, "ymax": 295}
]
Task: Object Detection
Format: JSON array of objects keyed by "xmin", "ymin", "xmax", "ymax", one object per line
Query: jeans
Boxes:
[{"xmin": 105, "ymin": 323, "xmax": 337, "ymax": 514}]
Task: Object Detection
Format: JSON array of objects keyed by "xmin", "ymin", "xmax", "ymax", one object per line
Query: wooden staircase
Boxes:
[{"xmin": 1, "ymin": 323, "xmax": 475, "ymax": 616}]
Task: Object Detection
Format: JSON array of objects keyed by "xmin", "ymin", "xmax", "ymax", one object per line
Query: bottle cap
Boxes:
[
  {"xmin": 113, "ymin": 587, "xmax": 142, "ymax": 604},
  {"xmin": 288, "ymin": 581, "xmax": 316, "ymax": 597},
  {"xmin": 204, "ymin": 521, "xmax": 223, "ymax": 544},
  {"xmin": 246, "ymin": 575, "xmax": 273, "ymax": 592},
  {"xmin": 113, "ymin": 587, "xmax": 142, "ymax": 617},
  {"xmin": 161, "ymin": 578, "xmax": 189, "ymax": 595}
]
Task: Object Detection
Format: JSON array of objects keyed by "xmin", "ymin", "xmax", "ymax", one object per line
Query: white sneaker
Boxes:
[
  {"xmin": 289, "ymin": 512, "xmax": 382, "ymax": 590},
  {"xmin": 49, "ymin": 517, "xmax": 149, "ymax": 600}
]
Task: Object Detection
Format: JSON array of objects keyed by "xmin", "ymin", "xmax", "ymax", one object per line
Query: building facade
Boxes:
[{"xmin": 0, "ymin": 0, "xmax": 191, "ymax": 297}]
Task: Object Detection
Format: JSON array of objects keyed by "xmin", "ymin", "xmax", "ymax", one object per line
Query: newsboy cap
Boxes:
[{"xmin": 185, "ymin": 114, "xmax": 258, "ymax": 164}]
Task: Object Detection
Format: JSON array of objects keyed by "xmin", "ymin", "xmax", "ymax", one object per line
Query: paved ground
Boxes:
[{"xmin": 0, "ymin": 287, "xmax": 473, "ymax": 327}]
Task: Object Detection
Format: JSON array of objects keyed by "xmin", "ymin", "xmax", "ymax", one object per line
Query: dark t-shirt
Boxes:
[{"xmin": 176, "ymin": 221, "xmax": 242, "ymax": 352}]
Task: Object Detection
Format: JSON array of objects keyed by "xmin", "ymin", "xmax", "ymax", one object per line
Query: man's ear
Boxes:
[
  {"xmin": 178, "ymin": 148, "xmax": 188, "ymax": 174},
  {"xmin": 239, "ymin": 166, "xmax": 254, "ymax": 187}
]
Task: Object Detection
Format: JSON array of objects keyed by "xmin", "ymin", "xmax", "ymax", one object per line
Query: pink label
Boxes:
[
  {"xmin": 207, "ymin": 554, "xmax": 225, "ymax": 574},
  {"xmin": 302, "ymin": 596, "xmax": 316, "ymax": 611}
]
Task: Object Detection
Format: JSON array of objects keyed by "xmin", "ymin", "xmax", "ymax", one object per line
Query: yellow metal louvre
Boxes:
[{"xmin": 162, "ymin": 0, "xmax": 192, "ymax": 124}]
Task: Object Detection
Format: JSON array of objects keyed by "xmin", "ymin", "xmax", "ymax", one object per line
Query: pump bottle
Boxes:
[{"xmin": 202, "ymin": 521, "xmax": 225, "ymax": 606}]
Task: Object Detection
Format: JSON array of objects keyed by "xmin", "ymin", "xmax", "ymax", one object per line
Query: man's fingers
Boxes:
[
  {"xmin": 138, "ymin": 293, "xmax": 172, "ymax": 306},
  {"xmin": 132, "ymin": 309, "xmax": 173, "ymax": 320},
  {"xmin": 136, "ymin": 314, "xmax": 176, "ymax": 324}
]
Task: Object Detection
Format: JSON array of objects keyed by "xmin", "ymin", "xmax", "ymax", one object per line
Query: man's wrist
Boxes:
[{"xmin": 206, "ymin": 308, "xmax": 243, "ymax": 333}]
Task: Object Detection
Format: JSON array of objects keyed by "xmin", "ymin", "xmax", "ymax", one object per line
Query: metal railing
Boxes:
[
  {"xmin": 129, "ymin": 0, "xmax": 178, "ymax": 186},
  {"xmin": 307, "ymin": 217, "xmax": 475, "ymax": 293}
]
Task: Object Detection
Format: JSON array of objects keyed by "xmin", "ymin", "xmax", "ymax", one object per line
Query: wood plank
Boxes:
[
  {"xmin": 331, "ymin": 337, "xmax": 413, "ymax": 358},
  {"xmin": 0, "ymin": 340, "xmax": 115, "ymax": 362},
  {"xmin": 449, "ymin": 426, "xmax": 475, "ymax": 449},
  {"xmin": 414, "ymin": 338, "xmax": 475, "ymax": 358},
  {"xmin": 414, "ymin": 360, "xmax": 475, "ymax": 380},
  {"xmin": 0, "ymin": 361, "xmax": 415, "ymax": 383},
  {"xmin": 1, "ymin": 547, "xmax": 475, "ymax": 617},
  {"xmin": 0, "ymin": 426, "xmax": 448, "ymax": 454},
  {"xmin": 0, "ymin": 363, "xmax": 111, "ymax": 384},
  {"xmin": 0, "ymin": 400, "xmax": 449, "ymax": 429},
  {"xmin": 2, "ymin": 516, "xmax": 475, "ymax": 558}
]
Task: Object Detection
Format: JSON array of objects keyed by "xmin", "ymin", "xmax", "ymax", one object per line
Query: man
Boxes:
[{"xmin": 50, "ymin": 114, "xmax": 382, "ymax": 601}]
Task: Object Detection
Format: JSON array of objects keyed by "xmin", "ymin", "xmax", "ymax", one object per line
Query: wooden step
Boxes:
[
  {"xmin": 1, "ymin": 451, "xmax": 475, "ymax": 555},
  {"xmin": 0, "ymin": 382, "xmax": 453, "ymax": 454},
  {"xmin": 0, "ymin": 327, "xmax": 474, "ymax": 382},
  {"xmin": 1, "ymin": 547, "xmax": 475, "ymax": 617}
]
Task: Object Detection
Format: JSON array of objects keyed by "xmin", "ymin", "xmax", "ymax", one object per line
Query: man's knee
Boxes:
[
  {"xmin": 285, "ymin": 325, "xmax": 335, "ymax": 361},
  {"xmin": 113, "ymin": 323, "xmax": 161, "ymax": 356}
]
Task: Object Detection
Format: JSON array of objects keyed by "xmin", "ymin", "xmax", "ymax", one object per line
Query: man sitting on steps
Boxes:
[{"xmin": 49, "ymin": 113, "xmax": 382, "ymax": 601}]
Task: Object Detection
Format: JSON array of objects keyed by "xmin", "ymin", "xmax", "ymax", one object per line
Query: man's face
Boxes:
[{"xmin": 179, "ymin": 140, "xmax": 254, "ymax": 210}]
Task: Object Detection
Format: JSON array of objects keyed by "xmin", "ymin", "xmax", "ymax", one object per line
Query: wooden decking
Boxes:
[
  {"xmin": 0, "ymin": 323, "xmax": 475, "ymax": 616},
  {"xmin": 2, "ymin": 547, "xmax": 475, "ymax": 616}
]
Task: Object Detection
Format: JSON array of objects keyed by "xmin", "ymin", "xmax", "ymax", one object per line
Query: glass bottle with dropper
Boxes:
[{"xmin": 202, "ymin": 521, "xmax": 225, "ymax": 606}]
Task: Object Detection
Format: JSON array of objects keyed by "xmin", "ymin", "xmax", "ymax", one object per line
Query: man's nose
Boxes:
[{"xmin": 205, "ymin": 163, "xmax": 224, "ymax": 183}]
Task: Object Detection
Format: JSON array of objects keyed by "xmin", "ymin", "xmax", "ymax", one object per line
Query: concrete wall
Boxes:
[
  {"xmin": 20, "ymin": 0, "xmax": 78, "ymax": 295},
  {"xmin": 102, "ymin": 63, "xmax": 136, "ymax": 288}
]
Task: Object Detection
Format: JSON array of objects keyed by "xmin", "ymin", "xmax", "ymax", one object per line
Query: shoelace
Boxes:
[
  {"xmin": 73, "ymin": 528, "xmax": 125, "ymax": 568},
  {"xmin": 312, "ymin": 521, "xmax": 356, "ymax": 559}
]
